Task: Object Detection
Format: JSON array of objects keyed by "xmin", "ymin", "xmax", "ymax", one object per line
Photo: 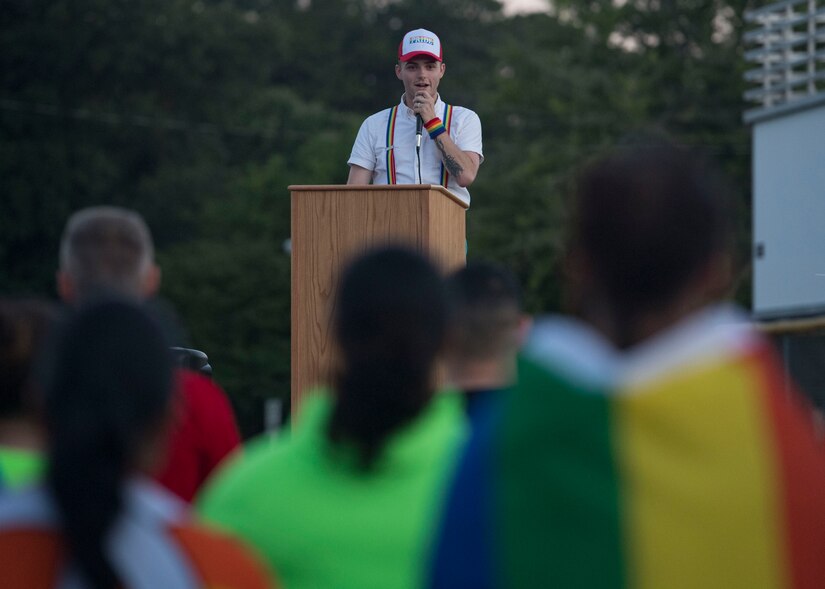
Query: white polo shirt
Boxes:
[{"xmin": 347, "ymin": 95, "xmax": 483, "ymax": 206}]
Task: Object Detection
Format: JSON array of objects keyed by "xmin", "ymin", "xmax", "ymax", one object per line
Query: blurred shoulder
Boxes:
[
  {"xmin": 170, "ymin": 521, "xmax": 278, "ymax": 589},
  {"xmin": 176, "ymin": 368, "xmax": 229, "ymax": 401}
]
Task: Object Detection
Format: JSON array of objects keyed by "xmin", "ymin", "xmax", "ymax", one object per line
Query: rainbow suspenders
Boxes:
[{"xmin": 386, "ymin": 104, "xmax": 454, "ymax": 186}]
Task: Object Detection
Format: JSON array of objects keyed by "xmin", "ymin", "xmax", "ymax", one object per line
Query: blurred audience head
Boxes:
[
  {"xmin": 0, "ymin": 297, "xmax": 56, "ymax": 427},
  {"xmin": 328, "ymin": 246, "xmax": 449, "ymax": 471},
  {"xmin": 565, "ymin": 137, "xmax": 733, "ymax": 348},
  {"xmin": 57, "ymin": 206, "xmax": 160, "ymax": 303},
  {"xmin": 444, "ymin": 261, "xmax": 529, "ymax": 390},
  {"xmin": 41, "ymin": 299, "xmax": 174, "ymax": 589}
]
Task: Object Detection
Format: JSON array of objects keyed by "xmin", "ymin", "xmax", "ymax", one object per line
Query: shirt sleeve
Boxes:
[
  {"xmin": 347, "ymin": 116, "xmax": 378, "ymax": 171},
  {"xmin": 453, "ymin": 109, "xmax": 483, "ymax": 162}
]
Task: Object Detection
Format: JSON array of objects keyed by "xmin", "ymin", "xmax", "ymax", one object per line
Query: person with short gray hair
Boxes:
[
  {"xmin": 54, "ymin": 205, "xmax": 242, "ymax": 503},
  {"xmin": 57, "ymin": 206, "xmax": 160, "ymax": 303}
]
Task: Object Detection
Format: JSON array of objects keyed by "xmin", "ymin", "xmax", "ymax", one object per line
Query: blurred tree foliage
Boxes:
[{"xmin": 1, "ymin": 0, "xmax": 755, "ymax": 435}]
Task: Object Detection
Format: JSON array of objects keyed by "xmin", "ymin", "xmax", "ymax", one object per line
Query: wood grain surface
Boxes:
[{"xmin": 290, "ymin": 185, "xmax": 466, "ymax": 411}]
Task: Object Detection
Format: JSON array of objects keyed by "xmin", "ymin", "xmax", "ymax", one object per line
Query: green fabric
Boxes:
[
  {"xmin": 0, "ymin": 446, "xmax": 45, "ymax": 489},
  {"xmin": 497, "ymin": 356, "xmax": 626, "ymax": 588},
  {"xmin": 198, "ymin": 391, "xmax": 467, "ymax": 589}
]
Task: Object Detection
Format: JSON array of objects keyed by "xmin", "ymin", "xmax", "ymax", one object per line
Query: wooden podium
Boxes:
[{"xmin": 289, "ymin": 184, "xmax": 468, "ymax": 410}]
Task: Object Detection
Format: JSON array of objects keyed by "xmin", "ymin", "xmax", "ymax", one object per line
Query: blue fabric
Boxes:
[{"xmin": 429, "ymin": 393, "xmax": 500, "ymax": 589}]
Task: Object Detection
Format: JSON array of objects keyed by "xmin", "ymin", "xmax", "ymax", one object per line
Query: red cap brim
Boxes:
[{"xmin": 399, "ymin": 50, "xmax": 442, "ymax": 62}]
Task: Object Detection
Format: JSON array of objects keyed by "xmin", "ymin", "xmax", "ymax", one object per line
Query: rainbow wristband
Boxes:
[{"xmin": 424, "ymin": 117, "xmax": 446, "ymax": 139}]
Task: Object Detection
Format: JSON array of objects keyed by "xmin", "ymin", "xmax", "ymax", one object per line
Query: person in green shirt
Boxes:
[
  {"xmin": 0, "ymin": 298, "xmax": 55, "ymax": 489},
  {"xmin": 199, "ymin": 246, "xmax": 467, "ymax": 589}
]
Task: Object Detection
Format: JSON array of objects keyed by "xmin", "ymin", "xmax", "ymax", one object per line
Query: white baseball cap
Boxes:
[{"xmin": 398, "ymin": 29, "xmax": 442, "ymax": 62}]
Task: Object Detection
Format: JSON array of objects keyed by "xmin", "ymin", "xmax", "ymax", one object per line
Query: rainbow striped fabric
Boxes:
[
  {"xmin": 385, "ymin": 105, "xmax": 398, "ymax": 184},
  {"xmin": 430, "ymin": 306, "xmax": 825, "ymax": 589},
  {"xmin": 438, "ymin": 104, "xmax": 453, "ymax": 187}
]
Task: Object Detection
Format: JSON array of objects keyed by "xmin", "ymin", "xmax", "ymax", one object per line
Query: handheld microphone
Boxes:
[{"xmin": 415, "ymin": 114, "xmax": 423, "ymax": 148}]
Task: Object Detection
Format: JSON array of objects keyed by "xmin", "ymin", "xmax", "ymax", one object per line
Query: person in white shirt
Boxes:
[{"xmin": 347, "ymin": 28, "xmax": 483, "ymax": 206}]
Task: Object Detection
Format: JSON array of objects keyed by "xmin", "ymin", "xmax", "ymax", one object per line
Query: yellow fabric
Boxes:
[{"xmin": 614, "ymin": 360, "xmax": 786, "ymax": 589}]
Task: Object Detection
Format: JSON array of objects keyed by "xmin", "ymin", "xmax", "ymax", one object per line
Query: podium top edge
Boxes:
[{"xmin": 288, "ymin": 184, "xmax": 469, "ymax": 209}]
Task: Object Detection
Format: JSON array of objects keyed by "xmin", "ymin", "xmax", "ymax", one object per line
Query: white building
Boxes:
[
  {"xmin": 745, "ymin": 0, "xmax": 825, "ymax": 409},
  {"xmin": 745, "ymin": 0, "xmax": 825, "ymax": 319}
]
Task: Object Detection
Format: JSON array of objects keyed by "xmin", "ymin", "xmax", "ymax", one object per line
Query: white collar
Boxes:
[
  {"xmin": 0, "ymin": 476, "xmax": 187, "ymax": 529},
  {"xmin": 619, "ymin": 304, "xmax": 755, "ymax": 389},
  {"xmin": 524, "ymin": 314, "xmax": 621, "ymax": 390},
  {"xmin": 523, "ymin": 304, "xmax": 757, "ymax": 394}
]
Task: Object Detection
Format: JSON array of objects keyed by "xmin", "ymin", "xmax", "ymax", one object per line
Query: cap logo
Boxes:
[{"xmin": 409, "ymin": 35, "xmax": 435, "ymax": 46}]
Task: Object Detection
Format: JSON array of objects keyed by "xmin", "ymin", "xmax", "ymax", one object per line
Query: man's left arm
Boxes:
[
  {"xmin": 433, "ymin": 133, "xmax": 481, "ymax": 188},
  {"xmin": 415, "ymin": 95, "xmax": 482, "ymax": 188}
]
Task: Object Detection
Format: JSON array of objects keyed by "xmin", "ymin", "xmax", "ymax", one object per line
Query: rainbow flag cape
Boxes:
[{"xmin": 430, "ymin": 306, "xmax": 825, "ymax": 589}]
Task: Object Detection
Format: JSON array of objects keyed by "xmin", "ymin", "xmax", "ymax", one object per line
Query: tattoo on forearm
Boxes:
[{"xmin": 436, "ymin": 138, "xmax": 464, "ymax": 177}]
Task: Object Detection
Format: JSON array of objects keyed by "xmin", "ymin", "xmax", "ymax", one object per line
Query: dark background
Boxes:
[{"xmin": 1, "ymin": 0, "xmax": 758, "ymax": 435}]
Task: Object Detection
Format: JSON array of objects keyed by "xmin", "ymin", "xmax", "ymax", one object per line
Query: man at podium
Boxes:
[{"xmin": 346, "ymin": 28, "xmax": 484, "ymax": 206}]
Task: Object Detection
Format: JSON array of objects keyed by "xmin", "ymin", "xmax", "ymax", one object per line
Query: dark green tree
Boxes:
[{"xmin": 1, "ymin": 0, "xmax": 755, "ymax": 432}]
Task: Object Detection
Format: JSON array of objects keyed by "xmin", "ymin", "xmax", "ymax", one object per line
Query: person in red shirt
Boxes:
[
  {"xmin": 56, "ymin": 206, "xmax": 241, "ymax": 501},
  {"xmin": 156, "ymin": 369, "xmax": 241, "ymax": 501}
]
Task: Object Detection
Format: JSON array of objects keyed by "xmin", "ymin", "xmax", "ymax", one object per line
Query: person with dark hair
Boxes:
[
  {"xmin": 57, "ymin": 206, "xmax": 241, "ymax": 502},
  {"xmin": 444, "ymin": 261, "xmax": 530, "ymax": 419},
  {"xmin": 429, "ymin": 139, "xmax": 825, "ymax": 588},
  {"xmin": 0, "ymin": 300, "xmax": 274, "ymax": 589},
  {"xmin": 0, "ymin": 298, "xmax": 56, "ymax": 489},
  {"xmin": 564, "ymin": 138, "xmax": 734, "ymax": 349},
  {"xmin": 199, "ymin": 246, "xmax": 466, "ymax": 589}
]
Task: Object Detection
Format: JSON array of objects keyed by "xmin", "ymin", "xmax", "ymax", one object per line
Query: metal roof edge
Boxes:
[{"xmin": 744, "ymin": 92, "xmax": 825, "ymax": 124}]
